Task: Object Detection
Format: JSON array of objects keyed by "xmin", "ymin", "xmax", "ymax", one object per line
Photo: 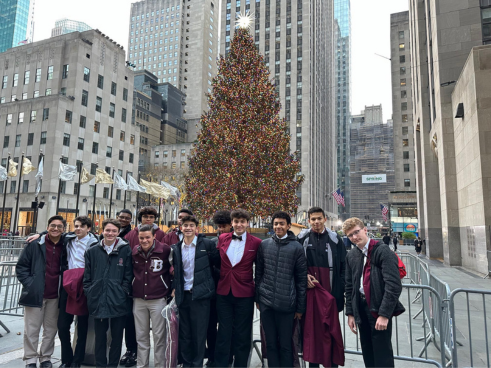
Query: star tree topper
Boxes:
[{"xmin": 235, "ymin": 11, "xmax": 255, "ymax": 30}]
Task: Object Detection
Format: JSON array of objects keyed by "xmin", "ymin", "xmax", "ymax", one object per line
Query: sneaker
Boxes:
[
  {"xmin": 125, "ymin": 352, "xmax": 137, "ymax": 367},
  {"xmin": 40, "ymin": 362, "xmax": 53, "ymax": 368},
  {"xmin": 120, "ymin": 351, "xmax": 133, "ymax": 366}
]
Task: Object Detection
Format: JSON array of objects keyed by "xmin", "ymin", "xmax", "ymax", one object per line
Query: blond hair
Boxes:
[{"xmin": 342, "ymin": 217, "xmax": 365, "ymax": 235}]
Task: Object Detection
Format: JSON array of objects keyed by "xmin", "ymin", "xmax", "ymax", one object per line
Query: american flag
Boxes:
[
  {"xmin": 18, "ymin": 39, "xmax": 28, "ymax": 45},
  {"xmin": 332, "ymin": 188, "xmax": 345, "ymax": 207},
  {"xmin": 380, "ymin": 203, "xmax": 389, "ymax": 221}
]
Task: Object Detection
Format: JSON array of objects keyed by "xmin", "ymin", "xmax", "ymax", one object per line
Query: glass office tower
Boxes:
[{"xmin": 0, "ymin": 0, "xmax": 30, "ymax": 53}]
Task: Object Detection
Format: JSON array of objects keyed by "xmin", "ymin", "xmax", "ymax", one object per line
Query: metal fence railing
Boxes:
[{"xmin": 0, "ymin": 261, "xmax": 23, "ymax": 337}]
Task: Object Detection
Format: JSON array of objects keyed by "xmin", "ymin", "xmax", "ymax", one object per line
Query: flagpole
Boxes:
[
  {"xmin": 75, "ymin": 161, "xmax": 82, "ymax": 217},
  {"xmin": 123, "ymin": 171, "xmax": 128, "ymax": 209},
  {"xmin": 56, "ymin": 156, "xmax": 63, "ymax": 215},
  {"xmin": 136, "ymin": 171, "xmax": 141, "ymax": 209},
  {"xmin": 12, "ymin": 152, "xmax": 25, "ymax": 234},
  {"xmin": 109, "ymin": 167, "xmax": 115, "ymax": 219},
  {"xmin": 92, "ymin": 182, "xmax": 97, "ymax": 225},
  {"xmin": 33, "ymin": 151, "xmax": 44, "ymax": 233},
  {"xmin": 0, "ymin": 154, "xmax": 11, "ymax": 234}
]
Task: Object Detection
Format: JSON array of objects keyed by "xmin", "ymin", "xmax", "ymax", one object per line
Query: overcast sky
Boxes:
[{"xmin": 32, "ymin": 0, "xmax": 409, "ymax": 122}]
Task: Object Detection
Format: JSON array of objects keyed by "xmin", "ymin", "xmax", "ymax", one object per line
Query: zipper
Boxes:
[
  {"xmin": 160, "ymin": 275, "xmax": 168, "ymax": 289},
  {"xmin": 272, "ymin": 242, "xmax": 281, "ymax": 305}
]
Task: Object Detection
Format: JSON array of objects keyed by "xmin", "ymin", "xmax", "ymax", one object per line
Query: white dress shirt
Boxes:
[
  {"xmin": 182, "ymin": 236, "xmax": 197, "ymax": 291},
  {"xmin": 227, "ymin": 232, "xmax": 247, "ymax": 267},
  {"xmin": 359, "ymin": 239, "xmax": 370, "ymax": 295},
  {"xmin": 67, "ymin": 234, "xmax": 91, "ymax": 269},
  {"xmin": 103, "ymin": 240, "xmax": 116, "ymax": 255},
  {"xmin": 279, "ymin": 234, "xmax": 288, "ymax": 240}
]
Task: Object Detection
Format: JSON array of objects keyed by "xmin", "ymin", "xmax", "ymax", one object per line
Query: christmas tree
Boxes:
[{"xmin": 185, "ymin": 15, "xmax": 303, "ymax": 219}]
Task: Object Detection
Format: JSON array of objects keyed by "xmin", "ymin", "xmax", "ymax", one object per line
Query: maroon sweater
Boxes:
[{"xmin": 43, "ymin": 236, "xmax": 63, "ymax": 299}]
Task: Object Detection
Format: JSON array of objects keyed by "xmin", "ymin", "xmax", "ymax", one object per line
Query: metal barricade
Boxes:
[
  {"xmin": 0, "ymin": 239, "xmax": 27, "ymax": 262},
  {"xmin": 449, "ymin": 288, "xmax": 491, "ymax": 368},
  {"xmin": 0, "ymin": 261, "xmax": 23, "ymax": 337}
]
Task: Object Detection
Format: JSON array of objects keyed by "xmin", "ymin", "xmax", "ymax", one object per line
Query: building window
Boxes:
[
  {"xmin": 63, "ymin": 133, "xmax": 70, "ymax": 146},
  {"xmin": 109, "ymin": 103, "xmax": 115, "ymax": 118},
  {"xmin": 2, "ymin": 75, "xmax": 7, "ymax": 88},
  {"xmin": 404, "ymin": 164, "xmax": 410, "ymax": 172},
  {"xmin": 122, "ymin": 108, "xmax": 127, "ymax": 122},
  {"xmin": 47, "ymin": 66, "xmax": 54, "ymax": 80},
  {"xmin": 404, "ymin": 179, "xmax": 411, "ymax": 187},
  {"xmin": 402, "ymin": 138, "xmax": 409, "ymax": 146},
  {"xmin": 180, "ymin": 161, "xmax": 185, "ymax": 168},
  {"xmin": 97, "ymin": 75, "xmax": 104, "ymax": 89},
  {"xmin": 33, "ymin": 90, "xmax": 39, "ymax": 98},
  {"xmin": 74, "ymin": 183, "xmax": 79, "ymax": 196},
  {"xmin": 27, "ymin": 133, "xmax": 34, "ymax": 146},
  {"xmin": 90, "ymin": 164, "xmax": 97, "ymax": 175},
  {"xmin": 82, "ymin": 90, "xmax": 88, "ymax": 106},
  {"xmin": 403, "ymin": 151, "xmax": 409, "ymax": 159},
  {"xmin": 6, "ymin": 114, "xmax": 12, "ymax": 125},
  {"xmin": 12, "ymin": 73, "xmax": 18, "ymax": 86},
  {"xmin": 399, "ymin": 43, "xmax": 405, "ymax": 50},
  {"xmin": 3, "ymin": 136, "xmax": 8, "ymax": 148},
  {"xmin": 30, "ymin": 111, "xmax": 36, "ymax": 123},
  {"xmin": 400, "ymin": 67, "xmax": 406, "ymax": 75},
  {"xmin": 123, "ymin": 88, "xmax": 128, "ymax": 101},
  {"xmin": 45, "ymin": 88, "xmax": 51, "ymax": 96},
  {"xmin": 35, "ymin": 68, "xmax": 41, "ymax": 82},
  {"xmin": 402, "ymin": 126, "xmax": 408, "ymax": 135},
  {"xmin": 43, "ymin": 108, "xmax": 49, "ymax": 121},
  {"xmin": 129, "ymin": 153, "xmax": 134, "ymax": 163},
  {"xmin": 155, "ymin": 151, "xmax": 160, "ymax": 158},
  {"xmin": 120, "ymin": 131, "xmax": 125, "ymax": 142},
  {"xmin": 130, "ymin": 135, "xmax": 135, "ymax": 144},
  {"xmin": 119, "ymin": 150, "xmax": 124, "ymax": 161},
  {"xmin": 181, "ymin": 149, "xmax": 186, "ymax": 156},
  {"xmin": 80, "ymin": 115, "xmax": 86, "ymax": 128},
  {"xmin": 103, "ymin": 187, "xmax": 109, "ymax": 199},
  {"xmin": 116, "ymin": 189, "xmax": 121, "ymax": 200},
  {"xmin": 94, "ymin": 121, "xmax": 100, "ymax": 133},
  {"xmin": 15, "ymin": 135, "xmax": 21, "ymax": 147},
  {"xmin": 89, "ymin": 185, "xmax": 95, "ymax": 196},
  {"xmin": 172, "ymin": 150, "xmax": 176, "ymax": 157},
  {"xmin": 83, "ymin": 67, "xmax": 90, "ymax": 82},
  {"xmin": 401, "ymin": 90, "xmax": 407, "ymax": 98},
  {"xmin": 400, "ymin": 79, "xmax": 406, "ymax": 86},
  {"xmin": 483, "ymin": 8, "xmax": 491, "ymax": 43},
  {"xmin": 22, "ymin": 180, "xmax": 29, "ymax": 193},
  {"xmin": 402, "ymin": 114, "xmax": 408, "ymax": 122},
  {"xmin": 96, "ymin": 97, "xmax": 102, "ymax": 112},
  {"xmin": 106, "ymin": 146, "xmax": 112, "ymax": 158},
  {"xmin": 24, "ymin": 70, "xmax": 30, "ymax": 84},
  {"xmin": 40, "ymin": 132, "xmax": 47, "ymax": 145},
  {"xmin": 62, "ymin": 64, "xmax": 69, "ymax": 79},
  {"xmin": 401, "ymin": 102, "xmax": 407, "ymax": 111},
  {"xmin": 400, "ymin": 55, "xmax": 405, "ymax": 63},
  {"xmin": 18, "ymin": 112, "xmax": 24, "ymax": 124},
  {"xmin": 399, "ymin": 31, "xmax": 404, "ymax": 39},
  {"xmin": 78, "ymin": 138, "xmax": 84, "ymax": 150},
  {"xmin": 171, "ymin": 162, "xmax": 177, "ymax": 169},
  {"xmin": 92, "ymin": 142, "xmax": 99, "ymax": 154},
  {"xmin": 111, "ymin": 82, "xmax": 117, "ymax": 95},
  {"xmin": 65, "ymin": 110, "xmax": 72, "ymax": 123},
  {"xmin": 10, "ymin": 181, "xmax": 16, "ymax": 193},
  {"xmin": 108, "ymin": 126, "xmax": 114, "ymax": 137}
]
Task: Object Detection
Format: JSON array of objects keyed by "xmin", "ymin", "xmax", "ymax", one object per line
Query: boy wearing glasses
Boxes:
[
  {"xmin": 343, "ymin": 217, "xmax": 405, "ymax": 368},
  {"xmin": 16, "ymin": 215, "xmax": 66, "ymax": 368}
]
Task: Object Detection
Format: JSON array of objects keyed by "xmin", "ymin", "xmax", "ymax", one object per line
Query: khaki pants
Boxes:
[
  {"xmin": 134, "ymin": 298, "xmax": 167, "ymax": 368},
  {"xmin": 23, "ymin": 298, "xmax": 59, "ymax": 364}
]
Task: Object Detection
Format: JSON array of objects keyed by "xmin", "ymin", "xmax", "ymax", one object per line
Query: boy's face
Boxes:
[
  {"xmin": 74, "ymin": 221, "xmax": 90, "ymax": 239},
  {"xmin": 177, "ymin": 212, "xmax": 189, "ymax": 227},
  {"xmin": 103, "ymin": 223, "xmax": 119, "ymax": 243},
  {"xmin": 47, "ymin": 220, "xmax": 64, "ymax": 239},
  {"xmin": 141, "ymin": 214, "xmax": 155, "ymax": 226},
  {"xmin": 273, "ymin": 218, "xmax": 291, "ymax": 238},
  {"xmin": 182, "ymin": 221, "xmax": 196, "ymax": 237},
  {"xmin": 138, "ymin": 231, "xmax": 154, "ymax": 251},
  {"xmin": 232, "ymin": 218, "xmax": 248, "ymax": 236},
  {"xmin": 217, "ymin": 223, "xmax": 232, "ymax": 234},
  {"xmin": 308, "ymin": 212, "xmax": 326, "ymax": 232},
  {"xmin": 346, "ymin": 226, "xmax": 369, "ymax": 248},
  {"xmin": 118, "ymin": 212, "xmax": 132, "ymax": 227}
]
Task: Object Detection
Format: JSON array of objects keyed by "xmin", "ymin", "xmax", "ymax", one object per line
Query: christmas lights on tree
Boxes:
[{"xmin": 185, "ymin": 23, "xmax": 304, "ymax": 219}]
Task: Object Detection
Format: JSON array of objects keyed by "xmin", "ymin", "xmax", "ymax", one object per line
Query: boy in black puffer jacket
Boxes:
[{"xmin": 255, "ymin": 211, "xmax": 307, "ymax": 368}]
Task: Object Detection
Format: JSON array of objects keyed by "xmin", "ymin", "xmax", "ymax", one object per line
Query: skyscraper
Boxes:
[
  {"xmin": 334, "ymin": 0, "xmax": 351, "ymax": 220},
  {"xmin": 51, "ymin": 19, "xmax": 91, "ymax": 37},
  {"xmin": 127, "ymin": 0, "xmax": 219, "ymax": 142},
  {"xmin": 0, "ymin": 0, "xmax": 31, "ymax": 53},
  {"xmin": 220, "ymin": 0, "xmax": 337, "ymax": 222}
]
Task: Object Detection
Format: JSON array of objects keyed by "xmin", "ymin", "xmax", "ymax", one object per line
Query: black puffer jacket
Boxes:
[
  {"xmin": 83, "ymin": 237, "xmax": 133, "ymax": 319},
  {"xmin": 255, "ymin": 231, "xmax": 308, "ymax": 314},
  {"xmin": 171, "ymin": 234, "xmax": 220, "ymax": 307}
]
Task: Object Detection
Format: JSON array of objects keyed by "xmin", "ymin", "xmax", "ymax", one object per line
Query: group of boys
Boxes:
[{"xmin": 16, "ymin": 205, "xmax": 404, "ymax": 368}]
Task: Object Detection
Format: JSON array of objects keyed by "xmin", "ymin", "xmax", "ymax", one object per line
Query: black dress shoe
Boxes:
[
  {"xmin": 125, "ymin": 352, "xmax": 137, "ymax": 367},
  {"xmin": 40, "ymin": 362, "xmax": 53, "ymax": 368},
  {"xmin": 26, "ymin": 364, "xmax": 37, "ymax": 368},
  {"xmin": 120, "ymin": 350, "xmax": 132, "ymax": 365},
  {"xmin": 58, "ymin": 364, "xmax": 70, "ymax": 368}
]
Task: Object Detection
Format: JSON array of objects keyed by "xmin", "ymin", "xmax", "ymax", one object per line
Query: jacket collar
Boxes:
[
  {"xmin": 99, "ymin": 237, "xmax": 128, "ymax": 253},
  {"xmin": 273, "ymin": 230, "xmax": 297, "ymax": 244}
]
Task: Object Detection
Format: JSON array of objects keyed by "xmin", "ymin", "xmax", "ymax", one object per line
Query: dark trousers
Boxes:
[
  {"xmin": 206, "ymin": 297, "xmax": 218, "ymax": 363},
  {"xmin": 57, "ymin": 288, "xmax": 89, "ymax": 365},
  {"xmin": 124, "ymin": 301, "xmax": 138, "ymax": 352},
  {"xmin": 358, "ymin": 296, "xmax": 395, "ymax": 367},
  {"xmin": 179, "ymin": 292, "xmax": 210, "ymax": 367},
  {"xmin": 215, "ymin": 293, "xmax": 254, "ymax": 368},
  {"xmin": 93, "ymin": 316, "xmax": 126, "ymax": 367},
  {"xmin": 259, "ymin": 304, "xmax": 294, "ymax": 368}
]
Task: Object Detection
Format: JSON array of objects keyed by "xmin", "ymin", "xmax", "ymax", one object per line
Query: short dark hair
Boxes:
[
  {"xmin": 308, "ymin": 207, "xmax": 326, "ymax": 219},
  {"xmin": 272, "ymin": 211, "xmax": 291, "ymax": 225},
  {"xmin": 179, "ymin": 208, "xmax": 194, "ymax": 216},
  {"xmin": 102, "ymin": 218, "xmax": 121, "ymax": 230},
  {"xmin": 74, "ymin": 216, "xmax": 92, "ymax": 228},
  {"xmin": 48, "ymin": 215, "xmax": 64, "ymax": 226},
  {"xmin": 139, "ymin": 224, "xmax": 155, "ymax": 235},
  {"xmin": 118, "ymin": 209, "xmax": 133, "ymax": 218},
  {"xmin": 181, "ymin": 215, "xmax": 199, "ymax": 225},
  {"xmin": 138, "ymin": 206, "xmax": 158, "ymax": 222},
  {"xmin": 213, "ymin": 210, "xmax": 232, "ymax": 225},
  {"xmin": 230, "ymin": 209, "xmax": 251, "ymax": 222}
]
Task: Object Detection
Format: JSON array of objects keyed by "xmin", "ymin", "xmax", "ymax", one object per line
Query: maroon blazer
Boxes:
[
  {"xmin": 216, "ymin": 232, "xmax": 261, "ymax": 298},
  {"xmin": 125, "ymin": 226, "xmax": 166, "ymax": 250},
  {"xmin": 63, "ymin": 268, "xmax": 88, "ymax": 316}
]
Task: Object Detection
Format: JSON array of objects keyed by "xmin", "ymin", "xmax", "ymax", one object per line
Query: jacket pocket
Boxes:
[
  {"xmin": 160, "ymin": 275, "xmax": 168, "ymax": 289},
  {"xmin": 85, "ymin": 279, "xmax": 102, "ymax": 315},
  {"xmin": 107, "ymin": 280, "xmax": 128, "ymax": 306}
]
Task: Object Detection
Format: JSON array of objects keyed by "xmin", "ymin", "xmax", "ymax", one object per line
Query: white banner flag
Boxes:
[
  {"xmin": 59, "ymin": 161, "xmax": 77, "ymax": 181},
  {"xmin": 127, "ymin": 174, "xmax": 147, "ymax": 193},
  {"xmin": 114, "ymin": 174, "xmax": 129, "ymax": 191},
  {"xmin": 0, "ymin": 165, "xmax": 7, "ymax": 181},
  {"xmin": 35, "ymin": 157, "xmax": 43, "ymax": 196},
  {"xmin": 161, "ymin": 181, "xmax": 179, "ymax": 198}
]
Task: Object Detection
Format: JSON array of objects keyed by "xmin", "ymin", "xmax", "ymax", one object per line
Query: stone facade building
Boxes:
[{"xmin": 0, "ymin": 30, "xmax": 140, "ymax": 234}]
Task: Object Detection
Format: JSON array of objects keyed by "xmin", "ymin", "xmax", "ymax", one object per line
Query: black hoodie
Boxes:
[{"xmin": 255, "ymin": 231, "xmax": 308, "ymax": 314}]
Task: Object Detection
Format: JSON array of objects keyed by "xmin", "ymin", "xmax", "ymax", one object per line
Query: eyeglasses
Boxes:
[
  {"xmin": 347, "ymin": 229, "xmax": 362, "ymax": 239},
  {"xmin": 118, "ymin": 216, "xmax": 132, "ymax": 221},
  {"xmin": 48, "ymin": 224, "xmax": 64, "ymax": 230}
]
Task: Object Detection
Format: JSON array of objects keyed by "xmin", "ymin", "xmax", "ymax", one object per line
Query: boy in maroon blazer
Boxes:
[{"xmin": 214, "ymin": 209, "xmax": 261, "ymax": 368}]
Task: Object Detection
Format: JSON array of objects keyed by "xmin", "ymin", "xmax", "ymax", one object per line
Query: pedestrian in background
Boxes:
[
  {"xmin": 393, "ymin": 235, "xmax": 398, "ymax": 252},
  {"xmin": 415, "ymin": 237, "xmax": 422, "ymax": 257}
]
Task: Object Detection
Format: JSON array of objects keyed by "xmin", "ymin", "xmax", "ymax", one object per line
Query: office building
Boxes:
[
  {"xmin": 334, "ymin": 0, "xmax": 351, "ymax": 220},
  {"xmin": 410, "ymin": 0, "xmax": 489, "ymax": 271},
  {"xmin": 220, "ymin": 0, "xmax": 337, "ymax": 222},
  {"xmin": 127, "ymin": 0, "xmax": 219, "ymax": 142},
  {"xmin": 51, "ymin": 19, "xmax": 92, "ymax": 37},
  {"xmin": 0, "ymin": 0, "xmax": 31, "ymax": 53},
  {"xmin": 0, "ymin": 30, "xmax": 140, "ymax": 234},
  {"xmin": 349, "ymin": 105, "xmax": 395, "ymax": 223}
]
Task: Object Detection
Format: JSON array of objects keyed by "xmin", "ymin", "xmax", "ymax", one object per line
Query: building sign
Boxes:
[
  {"xmin": 389, "ymin": 192, "xmax": 417, "ymax": 204},
  {"xmin": 405, "ymin": 224, "xmax": 417, "ymax": 232},
  {"xmin": 362, "ymin": 174, "xmax": 387, "ymax": 183}
]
